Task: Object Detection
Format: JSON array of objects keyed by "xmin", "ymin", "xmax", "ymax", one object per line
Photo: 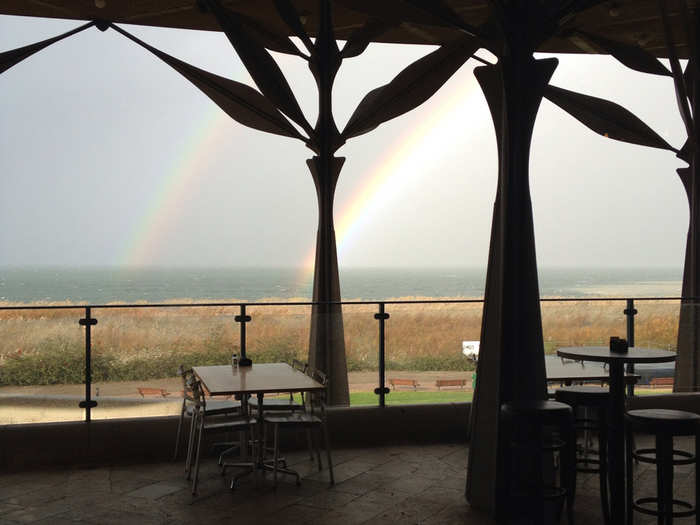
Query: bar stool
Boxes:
[
  {"xmin": 626, "ymin": 409, "xmax": 700, "ymax": 525},
  {"xmin": 501, "ymin": 400, "xmax": 577, "ymax": 524},
  {"xmin": 555, "ymin": 385, "xmax": 610, "ymax": 524}
]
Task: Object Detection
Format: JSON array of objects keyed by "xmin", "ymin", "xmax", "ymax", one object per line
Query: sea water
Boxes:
[{"xmin": 0, "ymin": 266, "xmax": 683, "ymax": 304}]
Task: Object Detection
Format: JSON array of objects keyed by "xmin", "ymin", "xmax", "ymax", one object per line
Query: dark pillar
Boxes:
[
  {"xmin": 675, "ymin": 11, "xmax": 700, "ymax": 392},
  {"xmin": 465, "ymin": 26, "xmax": 557, "ymax": 513},
  {"xmin": 307, "ymin": 0, "xmax": 350, "ymax": 406},
  {"xmin": 675, "ymin": 159, "xmax": 700, "ymax": 391}
]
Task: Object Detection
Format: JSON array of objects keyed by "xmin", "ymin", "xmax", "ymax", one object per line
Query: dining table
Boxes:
[
  {"xmin": 557, "ymin": 346, "xmax": 676, "ymax": 524},
  {"xmin": 192, "ymin": 362, "xmax": 325, "ymax": 484},
  {"xmin": 545, "ymin": 355, "xmax": 640, "ymax": 386}
]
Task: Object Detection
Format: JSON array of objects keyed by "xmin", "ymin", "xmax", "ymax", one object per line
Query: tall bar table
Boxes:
[{"xmin": 557, "ymin": 347, "xmax": 676, "ymax": 524}]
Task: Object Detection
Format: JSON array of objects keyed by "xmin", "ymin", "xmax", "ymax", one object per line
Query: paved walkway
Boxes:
[{"xmin": 0, "ymin": 438, "xmax": 694, "ymax": 524}]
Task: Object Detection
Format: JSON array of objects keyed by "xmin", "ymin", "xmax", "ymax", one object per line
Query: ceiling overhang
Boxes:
[{"xmin": 0, "ymin": 1, "xmax": 694, "ymax": 58}]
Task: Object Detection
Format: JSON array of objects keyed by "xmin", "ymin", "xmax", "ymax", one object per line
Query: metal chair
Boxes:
[
  {"xmin": 626, "ymin": 408, "xmax": 700, "ymax": 524},
  {"xmin": 188, "ymin": 379, "xmax": 257, "ymax": 494},
  {"xmin": 173, "ymin": 365, "xmax": 240, "ymax": 463},
  {"xmin": 248, "ymin": 359, "xmax": 308, "ymax": 413},
  {"xmin": 500, "ymin": 400, "xmax": 577, "ymax": 525},
  {"xmin": 555, "ymin": 385, "xmax": 610, "ymax": 524},
  {"xmin": 262, "ymin": 368, "xmax": 334, "ymax": 487}
]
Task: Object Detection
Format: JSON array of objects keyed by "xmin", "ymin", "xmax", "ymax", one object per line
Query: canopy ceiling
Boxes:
[{"xmin": 0, "ymin": 1, "xmax": 694, "ymax": 57}]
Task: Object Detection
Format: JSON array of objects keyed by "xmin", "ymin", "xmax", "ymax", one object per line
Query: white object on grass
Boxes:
[{"xmin": 462, "ymin": 341, "xmax": 480, "ymax": 360}]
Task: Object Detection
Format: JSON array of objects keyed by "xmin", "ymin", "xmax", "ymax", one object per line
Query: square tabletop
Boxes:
[{"xmin": 193, "ymin": 362, "xmax": 325, "ymax": 397}]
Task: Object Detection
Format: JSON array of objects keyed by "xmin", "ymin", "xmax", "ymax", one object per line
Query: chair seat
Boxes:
[
  {"xmin": 203, "ymin": 399, "xmax": 241, "ymax": 416},
  {"xmin": 627, "ymin": 409, "xmax": 700, "ymax": 435},
  {"xmin": 502, "ymin": 400, "xmax": 573, "ymax": 425},
  {"xmin": 555, "ymin": 385, "xmax": 609, "ymax": 407},
  {"xmin": 185, "ymin": 399, "xmax": 241, "ymax": 417},
  {"xmin": 264, "ymin": 412, "xmax": 322, "ymax": 426},
  {"xmin": 203, "ymin": 416, "xmax": 257, "ymax": 432},
  {"xmin": 249, "ymin": 397, "xmax": 301, "ymax": 411}
]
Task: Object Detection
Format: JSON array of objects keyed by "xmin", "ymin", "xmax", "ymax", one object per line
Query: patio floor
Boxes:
[{"xmin": 0, "ymin": 437, "xmax": 695, "ymax": 524}]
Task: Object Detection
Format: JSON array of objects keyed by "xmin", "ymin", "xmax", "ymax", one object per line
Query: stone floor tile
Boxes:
[
  {"xmin": 296, "ymin": 488, "xmax": 359, "ymax": 510},
  {"xmin": 2, "ymin": 501, "xmax": 71, "ymax": 524},
  {"xmin": 4, "ymin": 441, "xmax": 699, "ymax": 524},
  {"xmin": 0, "ymin": 502, "xmax": 22, "ymax": 515},
  {"xmin": 124, "ymin": 480, "xmax": 184, "ymax": 500}
]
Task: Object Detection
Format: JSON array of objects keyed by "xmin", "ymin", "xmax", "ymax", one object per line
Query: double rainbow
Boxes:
[{"xmin": 121, "ymin": 60, "xmax": 485, "ymax": 271}]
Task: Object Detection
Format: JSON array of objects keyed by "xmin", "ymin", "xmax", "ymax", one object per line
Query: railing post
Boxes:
[
  {"xmin": 78, "ymin": 307, "xmax": 98, "ymax": 421},
  {"xmin": 625, "ymin": 298, "xmax": 638, "ymax": 397},
  {"xmin": 374, "ymin": 302, "xmax": 390, "ymax": 407},
  {"xmin": 235, "ymin": 304, "xmax": 252, "ymax": 366}
]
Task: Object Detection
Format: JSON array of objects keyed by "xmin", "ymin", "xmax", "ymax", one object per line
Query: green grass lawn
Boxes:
[{"xmin": 350, "ymin": 390, "xmax": 473, "ymax": 406}]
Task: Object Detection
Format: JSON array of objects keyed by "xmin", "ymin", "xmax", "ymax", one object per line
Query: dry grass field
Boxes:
[{"xmin": 0, "ymin": 297, "xmax": 681, "ymax": 386}]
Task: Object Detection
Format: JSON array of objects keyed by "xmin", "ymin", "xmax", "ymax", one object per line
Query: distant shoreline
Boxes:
[{"xmin": 0, "ymin": 266, "xmax": 683, "ymax": 304}]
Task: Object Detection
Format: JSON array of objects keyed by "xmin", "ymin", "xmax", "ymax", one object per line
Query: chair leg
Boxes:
[
  {"xmin": 599, "ymin": 414, "xmax": 610, "ymax": 525},
  {"xmin": 306, "ymin": 428, "xmax": 314, "ymax": 461},
  {"xmin": 262, "ymin": 422, "xmax": 268, "ymax": 475},
  {"xmin": 658, "ymin": 433, "xmax": 673, "ymax": 525},
  {"xmin": 185, "ymin": 410, "xmax": 198, "ymax": 479},
  {"xmin": 626, "ymin": 424, "xmax": 634, "ymax": 525},
  {"xmin": 273, "ymin": 423, "xmax": 279, "ymax": 488},
  {"xmin": 174, "ymin": 400, "xmax": 186, "ymax": 460},
  {"xmin": 565, "ymin": 420, "xmax": 576, "ymax": 525},
  {"xmin": 314, "ymin": 428, "xmax": 323, "ymax": 472},
  {"xmin": 695, "ymin": 433, "xmax": 699, "ymax": 525},
  {"xmin": 322, "ymin": 420, "xmax": 334, "ymax": 486},
  {"xmin": 192, "ymin": 419, "xmax": 204, "ymax": 495}
]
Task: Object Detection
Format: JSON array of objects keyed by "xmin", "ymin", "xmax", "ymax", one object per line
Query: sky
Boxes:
[{"xmin": 0, "ymin": 14, "xmax": 690, "ymax": 271}]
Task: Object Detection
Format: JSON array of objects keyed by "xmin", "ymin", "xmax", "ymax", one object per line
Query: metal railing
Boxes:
[{"xmin": 0, "ymin": 296, "xmax": 693, "ymax": 422}]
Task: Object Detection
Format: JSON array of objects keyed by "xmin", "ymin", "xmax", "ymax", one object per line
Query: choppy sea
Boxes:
[{"xmin": 0, "ymin": 266, "xmax": 684, "ymax": 304}]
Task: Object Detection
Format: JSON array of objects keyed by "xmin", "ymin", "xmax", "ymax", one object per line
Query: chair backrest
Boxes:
[
  {"xmin": 178, "ymin": 365, "xmax": 197, "ymax": 403},
  {"xmin": 308, "ymin": 368, "xmax": 328, "ymax": 410},
  {"xmin": 292, "ymin": 359, "xmax": 308, "ymax": 373},
  {"xmin": 190, "ymin": 378, "xmax": 206, "ymax": 411}
]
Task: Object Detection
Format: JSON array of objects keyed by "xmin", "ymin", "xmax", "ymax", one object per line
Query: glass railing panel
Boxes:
[
  {"xmin": 633, "ymin": 299, "xmax": 679, "ymax": 351},
  {"xmin": 90, "ymin": 304, "xmax": 242, "ymax": 421},
  {"xmin": 342, "ymin": 302, "xmax": 378, "ymax": 406},
  {"xmin": 246, "ymin": 302, "xmax": 311, "ymax": 365},
  {"xmin": 632, "ymin": 299, "xmax": 683, "ymax": 391},
  {"xmin": 540, "ymin": 299, "xmax": 626, "ymax": 352},
  {"xmin": 0, "ymin": 306, "xmax": 85, "ymax": 424},
  {"xmin": 384, "ymin": 300, "xmax": 480, "ymax": 405}
]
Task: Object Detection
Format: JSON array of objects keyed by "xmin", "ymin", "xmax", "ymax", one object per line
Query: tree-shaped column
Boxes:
[{"xmin": 111, "ymin": 0, "xmax": 478, "ymax": 404}]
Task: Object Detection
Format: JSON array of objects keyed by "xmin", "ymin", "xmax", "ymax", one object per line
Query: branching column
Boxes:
[
  {"xmin": 307, "ymin": 0, "xmax": 349, "ymax": 406},
  {"xmin": 466, "ymin": 26, "xmax": 556, "ymax": 516}
]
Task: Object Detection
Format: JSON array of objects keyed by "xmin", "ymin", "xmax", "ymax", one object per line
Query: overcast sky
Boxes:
[{"xmin": 0, "ymin": 14, "xmax": 689, "ymax": 270}]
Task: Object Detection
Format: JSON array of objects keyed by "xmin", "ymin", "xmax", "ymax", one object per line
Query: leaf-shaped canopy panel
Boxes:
[
  {"xmin": 205, "ymin": 0, "xmax": 313, "ymax": 136},
  {"xmin": 233, "ymin": 13, "xmax": 306, "ymax": 57},
  {"xmin": 575, "ymin": 31, "xmax": 672, "ymax": 76},
  {"xmin": 343, "ymin": 36, "xmax": 479, "ymax": 140},
  {"xmin": 544, "ymin": 84, "xmax": 677, "ymax": 151},
  {"xmin": 112, "ymin": 25, "xmax": 305, "ymax": 141},
  {"xmin": 1, "ymin": 22, "xmax": 94, "ymax": 75},
  {"xmin": 341, "ymin": 19, "xmax": 391, "ymax": 58}
]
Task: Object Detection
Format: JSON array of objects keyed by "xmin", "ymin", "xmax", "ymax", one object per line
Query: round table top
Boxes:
[{"xmin": 557, "ymin": 346, "xmax": 676, "ymax": 364}]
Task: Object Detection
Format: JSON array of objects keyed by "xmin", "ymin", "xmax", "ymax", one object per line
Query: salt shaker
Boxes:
[{"xmin": 231, "ymin": 353, "xmax": 238, "ymax": 370}]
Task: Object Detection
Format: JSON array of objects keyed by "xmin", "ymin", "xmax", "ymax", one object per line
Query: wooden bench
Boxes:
[
  {"xmin": 137, "ymin": 387, "xmax": 171, "ymax": 398},
  {"xmin": 389, "ymin": 378, "xmax": 419, "ymax": 390},
  {"xmin": 649, "ymin": 377, "xmax": 674, "ymax": 389},
  {"xmin": 436, "ymin": 379, "xmax": 467, "ymax": 390}
]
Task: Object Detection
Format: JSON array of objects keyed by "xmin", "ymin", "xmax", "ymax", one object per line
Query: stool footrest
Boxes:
[
  {"xmin": 512, "ymin": 486, "xmax": 568, "ymax": 501},
  {"xmin": 633, "ymin": 496, "xmax": 696, "ymax": 518},
  {"xmin": 632, "ymin": 447, "xmax": 696, "ymax": 466}
]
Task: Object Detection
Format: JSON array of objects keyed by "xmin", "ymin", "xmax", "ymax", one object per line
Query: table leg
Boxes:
[
  {"xmin": 607, "ymin": 361, "xmax": 626, "ymax": 524},
  {"xmin": 256, "ymin": 392, "xmax": 264, "ymax": 468}
]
